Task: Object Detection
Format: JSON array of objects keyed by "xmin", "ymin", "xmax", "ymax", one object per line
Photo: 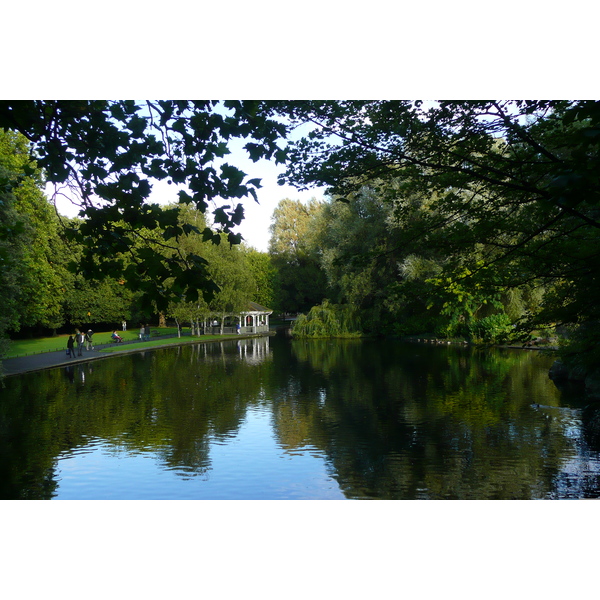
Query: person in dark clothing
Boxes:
[{"xmin": 67, "ymin": 335, "xmax": 76, "ymax": 358}]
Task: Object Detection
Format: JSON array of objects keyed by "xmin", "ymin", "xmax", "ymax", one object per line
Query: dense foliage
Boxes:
[
  {"xmin": 3, "ymin": 100, "xmax": 600, "ymax": 372},
  {"xmin": 0, "ymin": 101, "xmax": 287, "ymax": 312},
  {"xmin": 0, "ymin": 131, "xmax": 68, "ymax": 341},
  {"xmin": 268, "ymin": 198, "xmax": 327, "ymax": 313},
  {"xmin": 0, "ymin": 131, "xmax": 275, "ymax": 362},
  {"xmin": 263, "ymin": 101, "xmax": 600, "ymax": 354},
  {"xmin": 292, "ymin": 300, "xmax": 362, "ymax": 338}
]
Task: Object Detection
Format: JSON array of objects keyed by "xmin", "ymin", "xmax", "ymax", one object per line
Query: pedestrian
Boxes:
[
  {"xmin": 122, "ymin": 320, "xmax": 127, "ymax": 331},
  {"xmin": 139, "ymin": 324, "xmax": 144, "ymax": 340},
  {"xmin": 67, "ymin": 335, "xmax": 76, "ymax": 358},
  {"xmin": 85, "ymin": 329, "xmax": 94, "ymax": 350},
  {"xmin": 236, "ymin": 322, "xmax": 241, "ymax": 334},
  {"xmin": 144, "ymin": 324, "xmax": 151, "ymax": 341},
  {"xmin": 75, "ymin": 329, "xmax": 85, "ymax": 356}
]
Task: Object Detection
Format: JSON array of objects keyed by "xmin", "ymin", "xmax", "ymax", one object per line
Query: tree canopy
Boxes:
[
  {"xmin": 3, "ymin": 100, "xmax": 600, "ymax": 367},
  {"xmin": 0, "ymin": 100, "xmax": 287, "ymax": 312},
  {"xmin": 269, "ymin": 101, "xmax": 600, "ymax": 335},
  {"xmin": 268, "ymin": 198, "xmax": 327, "ymax": 313},
  {"xmin": 0, "ymin": 130, "xmax": 69, "ymax": 341}
]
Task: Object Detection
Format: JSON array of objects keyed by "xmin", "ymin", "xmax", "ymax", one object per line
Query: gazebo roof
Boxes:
[{"xmin": 243, "ymin": 301, "xmax": 273, "ymax": 314}]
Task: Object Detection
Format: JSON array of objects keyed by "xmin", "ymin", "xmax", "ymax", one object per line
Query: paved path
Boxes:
[
  {"xmin": 2, "ymin": 332, "xmax": 267, "ymax": 377},
  {"xmin": 2, "ymin": 335, "xmax": 184, "ymax": 377}
]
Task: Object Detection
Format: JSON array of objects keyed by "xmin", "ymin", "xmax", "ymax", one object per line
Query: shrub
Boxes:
[
  {"xmin": 468, "ymin": 313, "xmax": 513, "ymax": 344},
  {"xmin": 291, "ymin": 300, "xmax": 362, "ymax": 338}
]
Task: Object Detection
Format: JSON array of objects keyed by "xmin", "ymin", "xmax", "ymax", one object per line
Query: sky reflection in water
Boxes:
[
  {"xmin": 2, "ymin": 335, "xmax": 600, "ymax": 499},
  {"xmin": 53, "ymin": 407, "xmax": 345, "ymax": 500}
]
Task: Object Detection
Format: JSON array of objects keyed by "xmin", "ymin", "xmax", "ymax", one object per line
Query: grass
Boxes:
[
  {"xmin": 4, "ymin": 327, "xmax": 185, "ymax": 358},
  {"xmin": 98, "ymin": 333, "xmax": 224, "ymax": 353}
]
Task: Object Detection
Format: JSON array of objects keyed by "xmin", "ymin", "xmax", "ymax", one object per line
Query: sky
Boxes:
[
  {"xmin": 51, "ymin": 113, "xmax": 327, "ymax": 253},
  {"xmin": 211, "ymin": 132, "xmax": 328, "ymax": 252}
]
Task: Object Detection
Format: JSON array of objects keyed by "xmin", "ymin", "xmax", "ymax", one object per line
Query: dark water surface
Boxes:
[{"xmin": 2, "ymin": 335, "xmax": 599, "ymax": 499}]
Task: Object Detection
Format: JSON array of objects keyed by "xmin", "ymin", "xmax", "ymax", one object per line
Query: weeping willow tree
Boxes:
[{"xmin": 291, "ymin": 300, "xmax": 362, "ymax": 338}]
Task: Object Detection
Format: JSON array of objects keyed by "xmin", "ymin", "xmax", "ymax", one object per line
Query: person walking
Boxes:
[
  {"xmin": 67, "ymin": 335, "xmax": 76, "ymax": 359},
  {"xmin": 85, "ymin": 329, "xmax": 94, "ymax": 350},
  {"xmin": 75, "ymin": 329, "xmax": 85, "ymax": 356}
]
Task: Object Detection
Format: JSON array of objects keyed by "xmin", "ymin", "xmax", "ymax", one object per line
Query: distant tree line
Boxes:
[
  {"xmin": 264, "ymin": 101, "xmax": 600, "ymax": 380},
  {"xmin": 0, "ymin": 129, "xmax": 275, "ymax": 356},
  {"xmin": 2, "ymin": 100, "xmax": 600, "ymax": 379}
]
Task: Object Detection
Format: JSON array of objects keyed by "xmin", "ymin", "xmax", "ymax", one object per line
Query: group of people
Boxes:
[
  {"xmin": 111, "ymin": 324, "xmax": 153, "ymax": 342},
  {"xmin": 139, "ymin": 324, "xmax": 151, "ymax": 341},
  {"xmin": 66, "ymin": 329, "xmax": 94, "ymax": 358},
  {"xmin": 66, "ymin": 323, "xmax": 153, "ymax": 358}
]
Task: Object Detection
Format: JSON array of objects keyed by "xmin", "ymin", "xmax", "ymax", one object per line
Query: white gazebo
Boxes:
[
  {"xmin": 207, "ymin": 301, "xmax": 273, "ymax": 335},
  {"xmin": 239, "ymin": 301, "xmax": 272, "ymax": 334}
]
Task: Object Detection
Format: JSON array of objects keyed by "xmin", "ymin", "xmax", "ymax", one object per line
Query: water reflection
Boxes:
[
  {"xmin": 1, "ymin": 335, "xmax": 599, "ymax": 499},
  {"xmin": 279, "ymin": 339, "xmax": 600, "ymax": 499}
]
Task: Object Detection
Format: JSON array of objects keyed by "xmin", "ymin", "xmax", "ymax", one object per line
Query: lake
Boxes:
[{"xmin": 1, "ymin": 334, "xmax": 599, "ymax": 499}]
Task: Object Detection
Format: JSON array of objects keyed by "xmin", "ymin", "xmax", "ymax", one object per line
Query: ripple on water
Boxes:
[{"xmin": 51, "ymin": 410, "xmax": 346, "ymax": 500}]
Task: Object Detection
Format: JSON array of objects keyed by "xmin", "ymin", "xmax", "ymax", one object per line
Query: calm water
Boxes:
[{"xmin": 1, "ymin": 335, "xmax": 599, "ymax": 499}]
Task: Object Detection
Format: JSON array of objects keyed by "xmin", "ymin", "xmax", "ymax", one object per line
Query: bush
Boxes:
[
  {"xmin": 291, "ymin": 300, "xmax": 362, "ymax": 338},
  {"xmin": 468, "ymin": 313, "xmax": 513, "ymax": 344}
]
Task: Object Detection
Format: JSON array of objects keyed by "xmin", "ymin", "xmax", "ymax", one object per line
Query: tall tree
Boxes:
[
  {"xmin": 312, "ymin": 184, "xmax": 404, "ymax": 330},
  {"xmin": 204, "ymin": 238, "xmax": 256, "ymax": 332},
  {"xmin": 242, "ymin": 247, "xmax": 276, "ymax": 309},
  {"xmin": 0, "ymin": 101, "xmax": 288, "ymax": 312},
  {"xmin": 271, "ymin": 101, "xmax": 600, "ymax": 333},
  {"xmin": 0, "ymin": 130, "xmax": 67, "ymax": 341},
  {"xmin": 165, "ymin": 204, "xmax": 256, "ymax": 332},
  {"xmin": 268, "ymin": 198, "xmax": 327, "ymax": 313}
]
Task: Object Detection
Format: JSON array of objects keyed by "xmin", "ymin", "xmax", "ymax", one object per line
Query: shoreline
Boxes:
[{"xmin": 1, "ymin": 332, "xmax": 272, "ymax": 378}]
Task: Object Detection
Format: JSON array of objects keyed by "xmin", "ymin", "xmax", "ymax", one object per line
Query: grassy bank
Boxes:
[
  {"xmin": 98, "ymin": 333, "xmax": 224, "ymax": 353},
  {"xmin": 4, "ymin": 327, "xmax": 185, "ymax": 358}
]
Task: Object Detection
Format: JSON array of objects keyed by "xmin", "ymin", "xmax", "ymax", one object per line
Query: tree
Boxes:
[
  {"xmin": 310, "ymin": 183, "xmax": 409, "ymax": 332},
  {"xmin": 268, "ymin": 198, "xmax": 327, "ymax": 313},
  {"xmin": 242, "ymin": 247, "xmax": 276, "ymax": 309},
  {"xmin": 0, "ymin": 130, "xmax": 68, "ymax": 341},
  {"xmin": 292, "ymin": 300, "xmax": 362, "ymax": 338},
  {"xmin": 64, "ymin": 273, "xmax": 138, "ymax": 327},
  {"xmin": 204, "ymin": 237, "xmax": 256, "ymax": 333},
  {"xmin": 270, "ymin": 101, "xmax": 600, "ymax": 335},
  {"xmin": 164, "ymin": 204, "xmax": 256, "ymax": 333},
  {"xmin": 0, "ymin": 101, "xmax": 288, "ymax": 312}
]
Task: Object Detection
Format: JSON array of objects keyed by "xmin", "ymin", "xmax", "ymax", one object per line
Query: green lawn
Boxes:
[
  {"xmin": 4, "ymin": 327, "xmax": 185, "ymax": 358},
  {"xmin": 98, "ymin": 333, "xmax": 224, "ymax": 353}
]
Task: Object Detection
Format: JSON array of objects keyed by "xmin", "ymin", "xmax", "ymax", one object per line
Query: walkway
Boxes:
[{"xmin": 1, "ymin": 332, "xmax": 262, "ymax": 377}]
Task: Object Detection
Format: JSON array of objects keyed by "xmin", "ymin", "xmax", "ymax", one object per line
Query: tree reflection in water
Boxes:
[{"xmin": 1, "ymin": 336, "xmax": 599, "ymax": 499}]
